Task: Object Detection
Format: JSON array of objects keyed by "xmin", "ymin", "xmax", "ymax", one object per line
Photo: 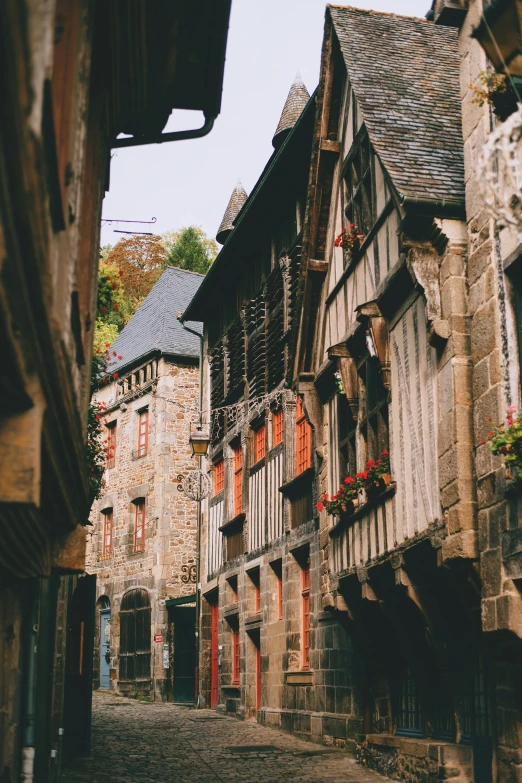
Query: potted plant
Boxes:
[
  {"xmin": 335, "ymin": 224, "xmax": 365, "ymax": 255},
  {"xmin": 488, "ymin": 406, "xmax": 522, "ymax": 492},
  {"xmin": 470, "ymin": 70, "xmax": 520, "ymax": 123},
  {"xmin": 317, "ymin": 476, "xmax": 360, "ymax": 521}
]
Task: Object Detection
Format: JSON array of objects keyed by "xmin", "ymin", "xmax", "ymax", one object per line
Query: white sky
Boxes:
[{"xmin": 100, "ymin": 0, "xmax": 427, "ymax": 247}]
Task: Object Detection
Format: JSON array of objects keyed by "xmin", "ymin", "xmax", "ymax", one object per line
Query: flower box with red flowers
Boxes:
[
  {"xmin": 317, "ymin": 450, "xmax": 391, "ymax": 520},
  {"xmin": 334, "ymin": 224, "xmax": 365, "ymax": 253},
  {"xmin": 487, "ymin": 406, "xmax": 522, "ymax": 493}
]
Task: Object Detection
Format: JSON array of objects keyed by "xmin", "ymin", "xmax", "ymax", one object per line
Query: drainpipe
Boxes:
[
  {"xmin": 111, "ymin": 115, "xmax": 215, "ymax": 149},
  {"xmin": 178, "ymin": 314, "xmax": 204, "ymax": 708},
  {"xmin": 21, "ymin": 580, "xmax": 39, "ymax": 783}
]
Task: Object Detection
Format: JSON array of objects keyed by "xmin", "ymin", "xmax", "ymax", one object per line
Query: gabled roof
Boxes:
[
  {"xmin": 216, "ymin": 180, "xmax": 248, "ymax": 244},
  {"xmin": 328, "ymin": 5, "xmax": 465, "ymax": 206},
  {"xmin": 273, "ymin": 73, "xmax": 311, "ymax": 148},
  {"xmin": 107, "ymin": 266, "xmax": 203, "ymax": 373}
]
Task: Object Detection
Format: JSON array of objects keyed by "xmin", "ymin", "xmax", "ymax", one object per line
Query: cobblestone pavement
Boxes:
[{"xmin": 61, "ymin": 691, "xmax": 387, "ymax": 783}]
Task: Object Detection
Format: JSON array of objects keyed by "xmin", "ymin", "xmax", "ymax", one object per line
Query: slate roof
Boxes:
[
  {"xmin": 328, "ymin": 5, "xmax": 465, "ymax": 205},
  {"xmin": 106, "ymin": 266, "xmax": 203, "ymax": 373},
  {"xmin": 273, "ymin": 72, "xmax": 311, "ymax": 148},
  {"xmin": 216, "ymin": 180, "xmax": 248, "ymax": 244}
]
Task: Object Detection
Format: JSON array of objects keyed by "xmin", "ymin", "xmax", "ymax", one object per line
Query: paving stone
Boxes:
[{"xmin": 61, "ymin": 692, "xmax": 388, "ymax": 783}]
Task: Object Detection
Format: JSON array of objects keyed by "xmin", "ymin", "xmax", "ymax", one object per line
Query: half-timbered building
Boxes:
[
  {"xmin": 184, "ymin": 75, "xmax": 367, "ymax": 735},
  {"xmin": 294, "ymin": 5, "xmax": 496, "ymax": 782}
]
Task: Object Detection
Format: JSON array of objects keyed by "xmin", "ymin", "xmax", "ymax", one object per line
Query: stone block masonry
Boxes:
[{"xmin": 87, "ymin": 357, "xmax": 200, "ymax": 700}]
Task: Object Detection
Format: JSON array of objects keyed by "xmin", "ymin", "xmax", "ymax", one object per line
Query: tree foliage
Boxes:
[
  {"xmin": 163, "ymin": 226, "xmax": 218, "ymax": 274},
  {"xmin": 103, "ymin": 234, "xmax": 166, "ymax": 311}
]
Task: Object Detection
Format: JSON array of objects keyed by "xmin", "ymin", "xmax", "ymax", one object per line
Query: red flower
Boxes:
[
  {"xmin": 102, "ymin": 306, "xmax": 107, "ymax": 313},
  {"xmin": 118, "ymin": 355, "xmax": 123, "ymax": 360},
  {"xmin": 113, "ymin": 372, "xmax": 119, "ymax": 378},
  {"xmin": 118, "ymin": 269, "xmax": 123, "ymax": 277},
  {"xmin": 316, "ymin": 503, "xmax": 325, "ymax": 512},
  {"xmin": 112, "ymin": 281, "xmax": 118, "ymax": 290},
  {"xmin": 113, "ymin": 303, "xmax": 119, "ymax": 311},
  {"xmin": 344, "ymin": 476, "xmax": 355, "ymax": 484},
  {"xmin": 105, "ymin": 342, "xmax": 111, "ymax": 348},
  {"xmin": 479, "ymin": 439, "xmax": 485, "ymax": 446},
  {"xmin": 112, "ymin": 351, "xmax": 117, "ymax": 356},
  {"xmin": 356, "ymin": 471, "xmax": 369, "ymax": 481},
  {"xmin": 381, "ymin": 450, "xmax": 389, "ymax": 457},
  {"xmin": 366, "ymin": 460, "xmax": 375, "ymax": 469},
  {"xmin": 341, "ymin": 228, "xmax": 347, "ymax": 234},
  {"xmin": 105, "ymin": 276, "xmax": 110, "ymax": 282},
  {"xmin": 488, "ymin": 431, "xmax": 493, "ymax": 437}
]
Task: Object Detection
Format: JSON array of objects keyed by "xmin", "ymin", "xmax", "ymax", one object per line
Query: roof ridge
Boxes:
[
  {"xmin": 328, "ymin": 4, "xmax": 430, "ymax": 24},
  {"xmin": 164, "ymin": 264, "xmax": 206, "ymax": 278}
]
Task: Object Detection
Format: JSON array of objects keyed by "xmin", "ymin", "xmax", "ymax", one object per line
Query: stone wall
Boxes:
[{"xmin": 87, "ymin": 357, "xmax": 199, "ymax": 699}]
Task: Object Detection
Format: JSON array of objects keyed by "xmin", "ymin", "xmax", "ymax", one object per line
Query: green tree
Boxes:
[{"xmin": 163, "ymin": 226, "xmax": 218, "ymax": 274}]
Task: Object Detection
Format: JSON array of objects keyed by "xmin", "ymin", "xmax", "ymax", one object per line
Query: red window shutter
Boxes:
[
  {"xmin": 234, "ymin": 445, "xmax": 243, "ymax": 515},
  {"xmin": 296, "ymin": 397, "xmax": 312, "ymax": 475},
  {"xmin": 272, "ymin": 410, "xmax": 284, "ymax": 447}
]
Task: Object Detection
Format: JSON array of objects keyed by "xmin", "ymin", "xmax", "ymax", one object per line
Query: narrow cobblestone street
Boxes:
[{"xmin": 61, "ymin": 692, "xmax": 386, "ymax": 783}]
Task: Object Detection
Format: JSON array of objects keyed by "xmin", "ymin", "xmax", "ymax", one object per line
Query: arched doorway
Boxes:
[
  {"xmin": 98, "ymin": 596, "xmax": 111, "ymax": 689},
  {"xmin": 119, "ymin": 588, "xmax": 151, "ymax": 693}
]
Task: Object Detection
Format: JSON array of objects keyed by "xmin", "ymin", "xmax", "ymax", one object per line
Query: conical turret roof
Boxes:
[
  {"xmin": 273, "ymin": 72, "xmax": 310, "ymax": 148},
  {"xmin": 216, "ymin": 180, "xmax": 248, "ymax": 245}
]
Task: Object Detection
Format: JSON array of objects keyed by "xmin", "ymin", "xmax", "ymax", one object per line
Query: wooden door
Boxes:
[
  {"xmin": 256, "ymin": 644, "xmax": 261, "ymax": 712},
  {"xmin": 210, "ymin": 602, "xmax": 219, "ymax": 709},
  {"xmin": 119, "ymin": 589, "xmax": 151, "ymax": 691}
]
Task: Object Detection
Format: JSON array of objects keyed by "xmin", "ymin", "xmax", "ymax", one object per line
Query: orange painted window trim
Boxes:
[
  {"xmin": 272, "ymin": 409, "xmax": 284, "ymax": 447},
  {"xmin": 296, "ymin": 397, "xmax": 312, "ymax": 474},
  {"xmin": 134, "ymin": 500, "xmax": 145, "ymax": 552},
  {"xmin": 102, "ymin": 510, "xmax": 113, "ymax": 557},
  {"xmin": 234, "ymin": 444, "xmax": 243, "ymax": 515},
  {"xmin": 214, "ymin": 459, "xmax": 225, "ymax": 495},
  {"xmin": 138, "ymin": 409, "xmax": 149, "ymax": 457},
  {"xmin": 106, "ymin": 421, "xmax": 117, "ymax": 469},
  {"xmin": 233, "ymin": 628, "xmax": 240, "ymax": 684},
  {"xmin": 301, "ymin": 562, "xmax": 311, "ymax": 670},
  {"xmin": 255, "ymin": 425, "xmax": 266, "ymax": 463}
]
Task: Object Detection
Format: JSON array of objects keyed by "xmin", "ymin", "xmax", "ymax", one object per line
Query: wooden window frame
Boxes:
[
  {"xmin": 296, "ymin": 397, "xmax": 312, "ymax": 475},
  {"xmin": 301, "ymin": 560, "xmax": 311, "ymax": 670},
  {"xmin": 214, "ymin": 459, "xmax": 225, "ymax": 496},
  {"xmin": 234, "ymin": 444, "xmax": 243, "ymax": 516},
  {"xmin": 102, "ymin": 509, "xmax": 113, "ymax": 558},
  {"xmin": 360, "ymin": 358, "xmax": 389, "ymax": 465},
  {"xmin": 106, "ymin": 421, "xmax": 117, "ymax": 469},
  {"xmin": 137, "ymin": 408, "xmax": 149, "ymax": 457},
  {"xmin": 344, "ymin": 128, "xmax": 374, "ymax": 240},
  {"xmin": 233, "ymin": 627, "xmax": 240, "ymax": 685},
  {"xmin": 254, "ymin": 424, "xmax": 267, "ymax": 464},
  {"xmin": 396, "ymin": 668, "xmax": 423, "ymax": 738},
  {"xmin": 272, "ymin": 409, "xmax": 284, "ymax": 448},
  {"xmin": 134, "ymin": 500, "xmax": 146, "ymax": 553}
]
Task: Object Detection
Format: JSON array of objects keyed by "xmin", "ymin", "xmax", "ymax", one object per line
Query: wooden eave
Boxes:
[{"xmin": 101, "ymin": 0, "xmax": 231, "ymax": 139}]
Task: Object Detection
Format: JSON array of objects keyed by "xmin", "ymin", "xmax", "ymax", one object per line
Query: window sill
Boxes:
[
  {"xmin": 329, "ymin": 483, "xmax": 396, "ymax": 537},
  {"xmin": 244, "ymin": 614, "xmax": 262, "ymax": 628},
  {"xmin": 222, "ymin": 684, "xmax": 241, "ymax": 691},
  {"xmin": 219, "ymin": 512, "xmax": 246, "ymax": 534},
  {"xmin": 279, "ymin": 467, "xmax": 314, "ymax": 498},
  {"xmin": 284, "ymin": 671, "xmax": 314, "ymax": 686},
  {"xmin": 132, "ymin": 451, "xmax": 148, "ymax": 460}
]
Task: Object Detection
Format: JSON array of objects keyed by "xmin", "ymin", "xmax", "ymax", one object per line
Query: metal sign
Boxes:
[{"xmin": 177, "ymin": 470, "xmax": 211, "ymax": 501}]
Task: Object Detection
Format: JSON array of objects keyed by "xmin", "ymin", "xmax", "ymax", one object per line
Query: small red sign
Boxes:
[{"xmin": 154, "ymin": 634, "xmax": 163, "ymax": 643}]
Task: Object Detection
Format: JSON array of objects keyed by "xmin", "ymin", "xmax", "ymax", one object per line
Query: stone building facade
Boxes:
[
  {"xmin": 186, "ymin": 4, "xmax": 522, "ymax": 783},
  {"xmin": 87, "ymin": 267, "xmax": 202, "ymax": 702}
]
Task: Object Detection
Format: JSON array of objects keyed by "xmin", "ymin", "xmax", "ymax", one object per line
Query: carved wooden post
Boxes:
[{"xmin": 356, "ymin": 301, "xmax": 391, "ymax": 391}]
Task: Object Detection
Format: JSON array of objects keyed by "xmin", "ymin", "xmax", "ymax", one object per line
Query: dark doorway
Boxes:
[
  {"xmin": 173, "ymin": 606, "xmax": 196, "ymax": 703},
  {"xmin": 99, "ymin": 597, "xmax": 111, "ymax": 689},
  {"xmin": 119, "ymin": 588, "xmax": 151, "ymax": 693},
  {"xmin": 63, "ymin": 574, "xmax": 96, "ymax": 759},
  {"xmin": 211, "ymin": 601, "xmax": 219, "ymax": 709}
]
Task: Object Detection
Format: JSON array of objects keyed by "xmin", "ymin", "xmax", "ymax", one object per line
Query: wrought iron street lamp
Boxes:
[{"xmin": 189, "ymin": 424, "xmax": 210, "ymax": 457}]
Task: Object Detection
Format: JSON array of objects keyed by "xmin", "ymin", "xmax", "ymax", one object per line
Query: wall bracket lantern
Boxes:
[
  {"xmin": 189, "ymin": 424, "xmax": 210, "ymax": 457},
  {"xmin": 355, "ymin": 301, "xmax": 391, "ymax": 391}
]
